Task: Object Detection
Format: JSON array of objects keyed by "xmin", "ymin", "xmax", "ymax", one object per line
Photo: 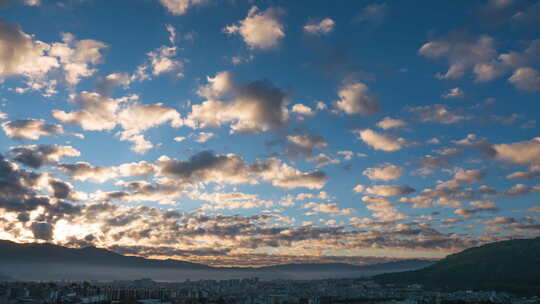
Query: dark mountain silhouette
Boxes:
[
  {"xmin": 0, "ymin": 239, "xmax": 434, "ymax": 281},
  {"xmin": 374, "ymin": 237, "xmax": 540, "ymax": 295}
]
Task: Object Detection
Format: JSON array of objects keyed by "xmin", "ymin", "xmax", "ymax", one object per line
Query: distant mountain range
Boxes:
[
  {"xmin": 375, "ymin": 237, "xmax": 540, "ymax": 295},
  {"xmin": 0, "ymin": 240, "xmax": 434, "ymax": 281}
]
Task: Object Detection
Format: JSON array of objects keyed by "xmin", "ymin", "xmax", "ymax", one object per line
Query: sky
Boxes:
[{"xmin": 0, "ymin": 0, "xmax": 540, "ymax": 267}]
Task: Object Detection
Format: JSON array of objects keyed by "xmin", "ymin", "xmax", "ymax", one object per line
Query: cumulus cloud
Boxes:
[
  {"xmin": 361, "ymin": 195, "xmax": 407, "ymax": 221},
  {"xmin": 58, "ymin": 162, "xmax": 118, "ymax": 183},
  {"xmin": 194, "ymin": 131, "xmax": 214, "ymax": 143},
  {"xmin": 53, "ymin": 91, "xmax": 182, "ymax": 153},
  {"xmin": 506, "ymin": 171, "xmax": 538, "ymax": 180},
  {"xmin": 291, "ymin": 104, "xmax": 315, "ymax": 117},
  {"xmin": 158, "ymin": 0, "xmax": 206, "ymax": 15},
  {"xmin": 287, "ymin": 134, "xmax": 327, "ymax": 150},
  {"xmin": 10, "ymin": 145, "xmax": 80, "ymax": 168},
  {"xmin": 418, "ymin": 32, "xmax": 499, "ymax": 80},
  {"xmin": 224, "ymin": 6, "xmax": 285, "ymax": 50},
  {"xmin": 437, "ymin": 169, "xmax": 486, "ymax": 190},
  {"xmin": 455, "ymin": 200, "xmax": 498, "ymax": 218},
  {"xmin": 157, "ymin": 150, "xmax": 327, "ymax": 189},
  {"xmin": 334, "ymin": 81, "xmax": 379, "ymax": 115},
  {"xmin": 365, "ymin": 185, "xmax": 415, "ymax": 197},
  {"xmin": 408, "ymin": 104, "xmax": 466, "ymax": 124},
  {"xmin": 303, "ymin": 18, "xmax": 335, "ymax": 35},
  {"xmin": 196, "ymin": 71, "xmax": 234, "ymax": 100},
  {"xmin": 303, "ymin": 202, "xmax": 352, "ymax": 215},
  {"xmin": 363, "ymin": 163, "xmax": 402, "ymax": 181},
  {"xmin": 134, "ymin": 25, "xmax": 184, "ymax": 80},
  {"xmin": 442, "ymin": 87, "xmax": 465, "ymax": 99},
  {"xmin": 2, "ymin": 119, "xmax": 64, "ymax": 140},
  {"xmin": 186, "ymin": 74, "xmax": 289, "ymax": 133},
  {"xmin": 376, "ymin": 117, "xmax": 407, "ymax": 130},
  {"xmin": 354, "ymin": 129, "xmax": 405, "ymax": 152},
  {"xmin": 492, "ymin": 137, "xmax": 540, "ymax": 165},
  {"xmin": 508, "ymin": 67, "xmax": 540, "ymax": 92},
  {"xmin": 48, "ymin": 33, "xmax": 108, "ymax": 85}
]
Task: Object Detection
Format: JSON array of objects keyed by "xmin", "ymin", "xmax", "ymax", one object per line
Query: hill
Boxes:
[
  {"xmin": 0, "ymin": 239, "xmax": 433, "ymax": 281},
  {"xmin": 374, "ymin": 237, "xmax": 540, "ymax": 295}
]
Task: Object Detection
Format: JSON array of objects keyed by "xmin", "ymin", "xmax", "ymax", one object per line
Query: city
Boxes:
[{"xmin": 2, "ymin": 278, "xmax": 539, "ymax": 304}]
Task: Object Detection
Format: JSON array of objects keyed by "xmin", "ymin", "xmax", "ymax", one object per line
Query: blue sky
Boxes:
[{"xmin": 0, "ymin": 0, "xmax": 539, "ymax": 266}]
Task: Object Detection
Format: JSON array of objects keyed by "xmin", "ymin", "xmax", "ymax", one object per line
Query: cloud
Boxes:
[
  {"xmin": 506, "ymin": 171, "xmax": 538, "ymax": 180},
  {"xmin": 492, "ymin": 137, "xmax": 540, "ymax": 165},
  {"xmin": 356, "ymin": 3, "xmax": 388, "ymax": 23},
  {"xmin": 133, "ymin": 25, "xmax": 184, "ymax": 80},
  {"xmin": 376, "ymin": 117, "xmax": 407, "ymax": 130},
  {"xmin": 334, "ymin": 81, "xmax": 379, "ymax": 115},
  {"xmin": 0, "ymin": 19, "xmax": 59, "ymax": 93},
  {"xmin": 186, "ymin": 75, "xmax": 289, "ymax": 133},
  {"xmin": 363, "ymin": 163, "xmax": 402, "ymax": 181},
  {"xmin": 408, "ymin": 104, "xmax": 466, "ymax": 124},
  {"xmin": 455, "ymin": 200, "xmax": 498, "ymax": 218},
  {"xmin": 31, "ymin": 222, "xmax": 54, "ymax": 240},
  {"xmin": 442, "ymin": 87, "xmax": 465, "ymax": 99},
  {"xmin": 57, "ymin": 162, "xmax": 118, "ymax": 183},
  {"xmin": 291, "ymin": 104, "xmax": 315, "ymax": 116},
  {"xmin": 194, "ymin": 131, "xmax": 214, "ymax": 143},
  {"xmin": 303, "ymin": 202, "xmax": 352, "ymax": 215},
  {"xmin": 418, "ymin": 32, "xmax": 499, "ymax": 80},
  {"xmin": 287, "ymin": 134, "xmax": 327, "ymax": 150},
  {"xmin": 365, "ymin": 185, "xmax": 415, "ymax": 197},
  {"xmin": 196, "ymin": 71, "xmax": 234, "ymax": 100},
  {"xmin": 53, "ymin": 91, "xmax": 182, "ymax": 153},
  {"xmin": 303, "ymin": 18, "xmax": 335, "ymax": 35},
  {"xmin": 157, "ymin": 150, "xmax": 327, "ymax": 189},
  {"xmin": 10, "ymin": 145, "xmax": 80, "ymax": 168},
  {"xmin": 2, "ymin": 119, "xmax": 64, "ymax": 139},
  {"xmin": 508, "ymin": 67, "xmax": 540, "ymax": 92},
  {"xmin": 354, "ymin": 129, "xmax": 405, "ymax": 152},
  {"xmin": 224, "ymin": 6, "xmax": 285, "ymax": 50},
  {"xmin": 49, "ymin": 33, "xmax": 108, "ymax": 85},
  {"xmin": 437, "ymin": 169, "xmax": 486, "ymax": 190},
  {"xmin": 505, "ymin": 183, "xmax": 540, "ymax": 196},
  {"xmin": 361, "ymin": 195, "xmax": 407, "ymax": 221},
  {"xmin": 158, "ymin": 0, "xmax": 206, "ymax": 15}
]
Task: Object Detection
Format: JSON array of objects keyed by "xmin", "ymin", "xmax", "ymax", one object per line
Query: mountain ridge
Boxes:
[
  {"xmin": 0, "ymin": 239, "xmax": 434, "ymax": 281},
  {"xmin": 374, "ymin": 236, "xmax": 540, "ymax": 295}
]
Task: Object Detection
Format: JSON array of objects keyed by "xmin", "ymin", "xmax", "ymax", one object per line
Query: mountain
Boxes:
[
  {"xmin": 0, "ymin": 240, "xmax": 433, "ymax": 281},
  {"xmin": 374, "ymin": 237, "xmax": 540, "ymax": 295}
]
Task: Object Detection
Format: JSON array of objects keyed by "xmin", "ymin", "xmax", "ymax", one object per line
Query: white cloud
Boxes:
[
  {"xmin": 303, "ymin": 18, "xmax": 335, "ymax": 35},
  {"xmin": 363, "ymin": 163, "xmax": 402, "ymax": 181},
  {"xmin": 334, "ymin": 81, "xmax": 379, "ymax": 115},
  {"xmin": 158, "ymin": 0, "xmax": 206, "ymax": 15},
  {"xmin": 365, "ymin": 185, "xmax": 415, "ymax": 197},
  {"xmin": 408, "ymin": 104, "xmax": 466, "ymax": 124},
  {"xmin": 508, "ymin": 67, "xmax": 540, "ymax": 92},
  {"xmin": 224, "ymin": 6, "xmax": 285, "ymax": 50},
  {"xmin": 418, "ymin": 33, "xmax": 498, "ymax": 80},
  {"xmin": 197, "ymin": 71, "xmax": 234, "ymax": 100},
  {"xmin": 376, "ymin": 117, "xmax": 406, "ymax": 130},
  {"xmin": 442, "ymin": 87, "xmax": 465, "ymax": 99},
  {"xmin": 53, "ymin": 91, "xmax": 182, "ymax": 153},
  {"xmin": 186, "ymin": 73, "xmax": 290, "ymax": 133},
  {"xmin": 194, "ymin": 132, "xmax": 214, "ymax": 143},
  {"xmin": 354, "ymin": 129, "xmax": 405, "ymax": 152},
  {"xmin": 493, "ymin": 137, "xmax": 540, "ymax": 165},
  {"xmin": 2, "ymin": 119, "xmax": 64, "ymax": 140},
  {"xmin": 291, "ymin": 104, "xmax": 315, "ymax": 116}
]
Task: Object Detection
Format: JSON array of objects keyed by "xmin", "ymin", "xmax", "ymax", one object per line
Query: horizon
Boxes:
[{"xmin": 1, "ymin": 0, "xmax": 540, "ymax": 269}]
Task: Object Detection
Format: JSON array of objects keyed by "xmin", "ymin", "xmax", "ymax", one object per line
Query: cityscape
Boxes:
[
  {"xmin": 1, "ymin": 0, "xmax": 540, "ymax": 303},
  {"xmin": 1, "ymin": 277, "xmax": 539, "ymax": 304}
]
